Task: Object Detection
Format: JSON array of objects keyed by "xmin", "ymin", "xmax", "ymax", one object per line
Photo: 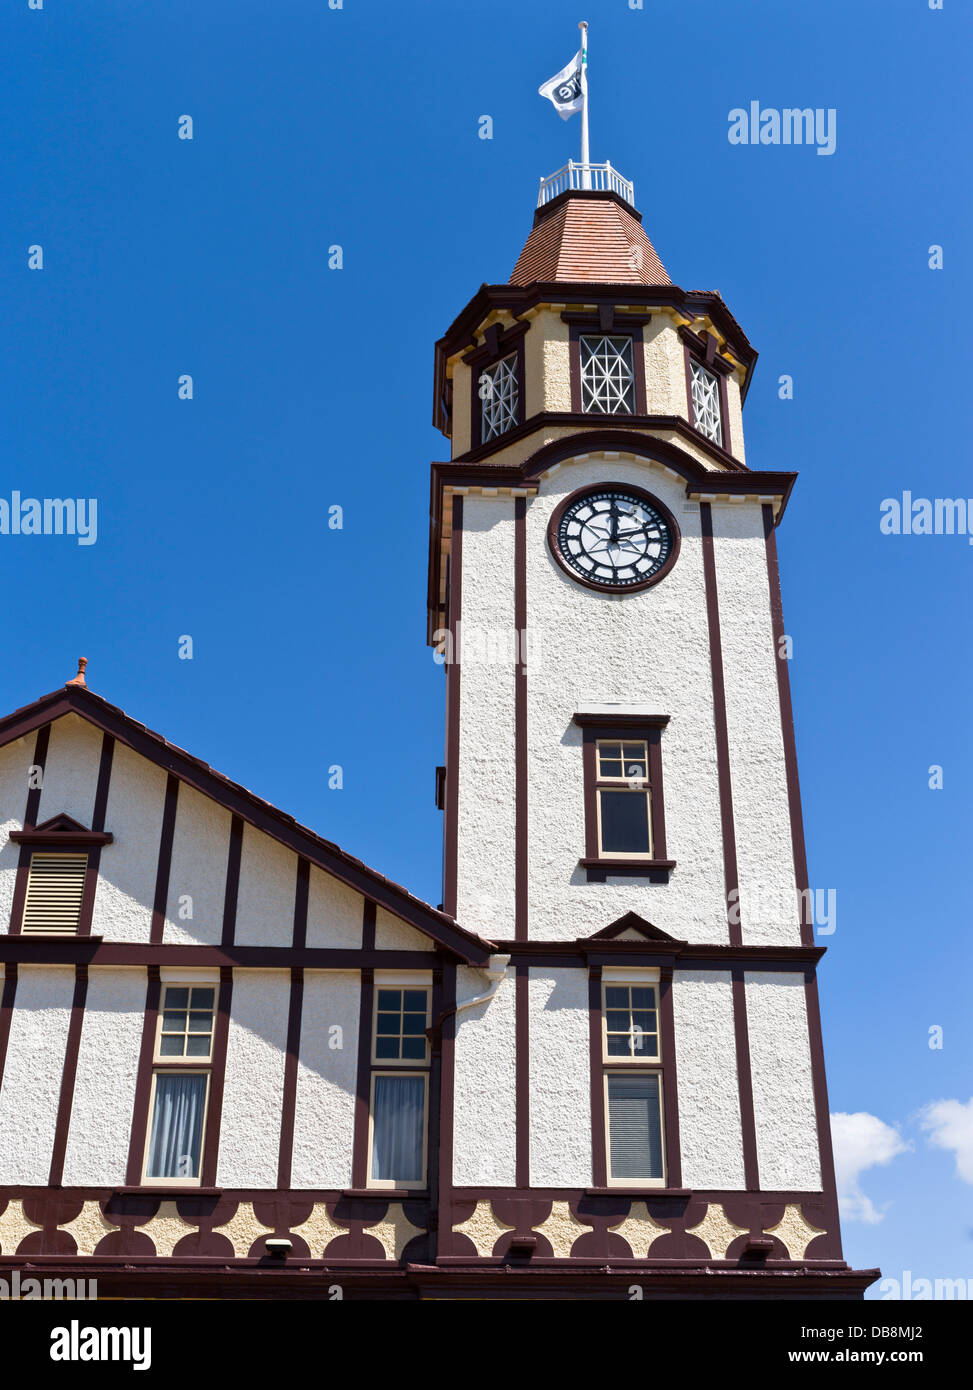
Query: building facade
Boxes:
[{"xmin": 0, "ymin": 182, "xmax": 876, "ymax": 1298}]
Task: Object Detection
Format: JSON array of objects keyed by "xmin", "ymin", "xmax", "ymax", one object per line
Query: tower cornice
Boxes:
[{"xmin": 433, "ymin": 284, "xmax": 757, "ymax": 436}]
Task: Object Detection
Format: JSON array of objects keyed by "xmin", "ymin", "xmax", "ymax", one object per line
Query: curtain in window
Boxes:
[
  {"xmin": 607, "ymin": 1073, "xmax": 663, "ymax": 1179},
  {"xmin": 372, "ymin": 1074, "xmax": 425, "ymax": 1183},
  {"xmin": 146, "ymin": 1073, "xmax": 207, "ymax": 1179}
]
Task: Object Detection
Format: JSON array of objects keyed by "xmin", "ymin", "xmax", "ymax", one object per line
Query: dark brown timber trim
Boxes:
[
  {"xmin": 434, "ymin": 963, "xmax": 456, "ymax": 1254},
  {"xmin": 220, "ymin": 817, "xmax": 244, "ymax": 948},
  {"xmin": 125, "ymin": 967, "xmax": 161, "ymax": 1186},
  {"xmin": 763, "ymin": 504, "xmax": 814, "ymax": 947},
  {"xmin": 48, "ymin": 965, "xmax": 89, "ymax": 1187},
  {"xmin": 804, "ymin": 966, "xmax": 840, "ymax": 1217},
  {"xmin": 150, "ymin": 775, "xmax": 179, "ymax": 946},
  {"xmin": 351, "ymin": 968, "xmax": 375, "ymax": 1189},
  {"xmin": 292, "ymin": 857, "xmax": 310, "ymax": 950},
  {"xmin": 0, "ymin": 965, "xmax": 19, "ymax": 1093},
  {"xmin": 732, "ymin": 966, "xmax": 760, "ymax": 1191},
  {"xmin": 700, "ymin": 503, "xmax": 741, "ymax": 947},
  {"xmin": 658, "ymin": 967, "xmax": 682, "ymax": 1189},
  {"xmin": 443, "ymin": 495, "xmax": 463, "ymax": 918},
  {"xmin": 588, "ymin": 966, "xmax": 607, "ymax": 1188},
  {"xmin": 9, "ymin": 725, "xmax": 51, "ymax": 935},
  {"xmin": 515, "ymin": 965, "xmax": 530, "ymax": 1188},
  {"xmin": 361, "ymin": 898, "xmax": 376, "ymax": 953},
  {"xmin": 200, "ymin": 968, "xmax": 233, "ymax": 1188},
  {"xmin": 276, "ymin": 967, "xmax": 305, "ymax": 1190},
  {"xmin": 514, "ymin": 495, "xmax": 528, "ymax": 941}
]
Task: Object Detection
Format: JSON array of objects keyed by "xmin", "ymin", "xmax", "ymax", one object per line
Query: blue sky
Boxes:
[{"xmin": 1, "ymin": 0, "xmax": 969, "ymax": 1294}]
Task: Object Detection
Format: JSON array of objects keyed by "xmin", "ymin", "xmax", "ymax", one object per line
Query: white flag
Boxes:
[{"xmin": 538, "ymin": 52, "xmax": 583, "ymax": 121}]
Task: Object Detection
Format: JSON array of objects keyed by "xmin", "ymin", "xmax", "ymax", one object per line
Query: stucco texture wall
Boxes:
[
  {"xmin": 711, "ymin": 502, "xmax": 801, "ymax": 945},
  {"xmin": 672, "ymin": 970, "xmax": 746, "ymax": 1189},
  {"xmin": 452, "ymin": 967, "xmax": 517, "ymax": 1186},
  {"xmin": 61, "ymin": 968, "xmax": 145, "ymax": 1186},
  {"xmin": 456, "ymin": 493, "xmax": 518, "ymax": 939},
  {"xmin": 528, "ymin": 968, "xmax": 592, "ymax": 1188},
  {"xmin": 291, "ymin": 970, "xmax": 359, "ymax": 1189},
  {"xmin": 746, "ymin": 971, "xmax": 821, "ymax": 1190},
  {"xmin": 0, "ymin": 966, "xmax": 75, "ymax": 1183},
  {"xmin": 217, "ymin": 970, "xmax": 290, "ymax": 1188},
  {"xmin": 91, "ymin": 743, "xmax": 168, "ymax": 943},
  {"xmin": 522, "ymin": 457, "xmax": 728, "ymax": 942},
  {"xmin": 163, "ymin": 783, "xmax": 231, "ymax": 945}
]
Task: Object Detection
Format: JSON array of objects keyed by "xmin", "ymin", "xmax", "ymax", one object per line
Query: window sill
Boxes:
[
  {"xmin": 585, "ymin": 1188, "xmax": 691, "ymax": 1198},
  {"xmin": 579, "ymin": 858, "xmax": 675, "ymax": 884},
  {"xmin": 115, "ymin": 1186, "xmax": 223, "ymax": 1196},
  {"xmin": 342, "ymin": 1188, "xmax": 427, "ymax": 1200},
  {"xmin": 8, "ymin": 933, "xmax": 104, "ymax": 943}
]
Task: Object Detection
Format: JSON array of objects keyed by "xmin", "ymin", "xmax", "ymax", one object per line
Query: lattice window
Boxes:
[
  {"xmin": 479, "ymin": 353, "xmax": 519, "ymax": 441},
  {"xmin": 21, "ymin": 852, "xmax": 88, "ymax": 934},
  {"xmin": 580, "ymin": 335, "xmax": 635, "ymax": 414},
  {"xmin": 690, "ymin": 359, "xmax": 723, "ymax": 444}
]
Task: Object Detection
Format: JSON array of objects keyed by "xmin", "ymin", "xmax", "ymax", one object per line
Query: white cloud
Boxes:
[
  {"xmin": 830, "ymin": 1112, "xmax": 910, "ymax": 1223},
  {"xmin": 919, "ymin": 1098, "xmax": 973, "ymax": 1184}
]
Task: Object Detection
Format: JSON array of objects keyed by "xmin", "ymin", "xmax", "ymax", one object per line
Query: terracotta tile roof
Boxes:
[{"xmin": 510, "ymin": 194, "xmax": 670, "ymax": 287}]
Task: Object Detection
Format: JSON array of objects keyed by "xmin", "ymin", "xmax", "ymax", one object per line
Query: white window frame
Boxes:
[
  {"xmin": 595, "ymin": 738, "xmax": 653, "ymax": 860},
  {"xmin": 579, "ymin": 334, "xmax": 636, "ymax": 415},
  {"xmin": 479, "ymin": 352, "xmax": 519, "ymax": 442},
  {"xmin": 601, "ymin": 980, "xmax": 661, "ymax": 1063},
  {"xmin": 141, "ymin": 1068, "xmax": 211, "ymax": 1188},
  {"xmin": 689, "ymin": 358, "xmax": 723, "ymax": 445},
  {"xmin": 366, "ymin": 1070, "xmax": 430, "ymax": 1191}
]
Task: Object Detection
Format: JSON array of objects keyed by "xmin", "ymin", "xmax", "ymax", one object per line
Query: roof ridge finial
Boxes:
[{"xmin": 65, "ymin": 657, "xmax": 88, "ymax": 688}]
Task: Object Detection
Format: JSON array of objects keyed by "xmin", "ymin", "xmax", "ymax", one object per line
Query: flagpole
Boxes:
[{"xmin": 579, "ymin": 20, "xmax": 590, "ymax": 188}]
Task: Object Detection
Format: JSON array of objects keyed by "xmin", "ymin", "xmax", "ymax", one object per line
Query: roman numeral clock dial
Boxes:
[{"xmin": 548, "ymin": 485, "xmax": 680, "ymax": 593}]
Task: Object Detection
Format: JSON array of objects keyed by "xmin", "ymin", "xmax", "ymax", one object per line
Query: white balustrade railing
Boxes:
[{"xmin": 537, "ymin": 160, "xmax": 635, "ymax": 208}]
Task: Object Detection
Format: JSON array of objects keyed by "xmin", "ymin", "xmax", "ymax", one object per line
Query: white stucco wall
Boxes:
[
  {"xmin": 0, "ymin": 966, "xmax": 75, "ymax": 1184},
  {"xmin": 671, "ymin": 970, "xmax": 746, "ymax": 1189},
  {"xmin": 91, "ymin": 743, "xmax": 168, "ymax": 943},
  {"xmin": 452, "ymin": 967, "xmax": 517, "ymax": 1186},
  {"xmin": 305, "ymin": 866, "xmax": 363, "ymax": 949},
  {"xmin": 291, "ymin": 970, "xmax": 359, "ymax": 1189},
  {"xmin": 216, "ymin": 970, "xmax": 290, "ymax": 1188},
  {"xmin": 35, "ymin": 714, "xmax": 103, "ymax": 827},
  {"xmin": 164, "ymin": 783, "xmax": 231, "ymax": 945},
  {"xmin": 711, "ymin": 503, "xmax": 800, "ymax": 945},
  {"xmin": 745, "ymin": 972, "xmax": 821, "ymax": 1190},
  {"xmin": 456, "ymin": 492, "xmax": 518, "ymax": 939},
  {"xmin": 234, "ymin": 824, "xmax": 297, "ymax": 947},
  {"xmin": 61, "ymin": 968, "xmax": 145, "ymax": 1186},
  {"xmin": 528, "ymin": 968, "xmax": 591, "ymax": 1188},
  {"xmin": 0, "ymin": 737, "xmax": 29, "ymax": 931},
  {"xmin": 521, "ymin": 457, "xmax": 728, "ymax": 942},
  {"xmin": 374, "ymin": 907, "xmax": 434, "ymax": 952}
]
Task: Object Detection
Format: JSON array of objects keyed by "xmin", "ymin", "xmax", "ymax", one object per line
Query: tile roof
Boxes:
[{"xmin": 510, "ymin": 194, "xmax": 671, "ymax": 287}]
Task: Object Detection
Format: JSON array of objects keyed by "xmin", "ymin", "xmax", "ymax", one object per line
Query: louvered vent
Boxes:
[{"xmin": 22, "ymin": 852, "xmax": 88, "ymax": 934}]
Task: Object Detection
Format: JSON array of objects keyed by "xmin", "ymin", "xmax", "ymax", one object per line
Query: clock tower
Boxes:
[{"xmin": 426, "ymin": 166, "xmax": 876, "ymax": 1295}]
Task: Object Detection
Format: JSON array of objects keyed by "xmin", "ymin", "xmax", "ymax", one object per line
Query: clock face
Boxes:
[{"xmin": 551, "ymin": 487, "xmax": 676, "ymax": 590}]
